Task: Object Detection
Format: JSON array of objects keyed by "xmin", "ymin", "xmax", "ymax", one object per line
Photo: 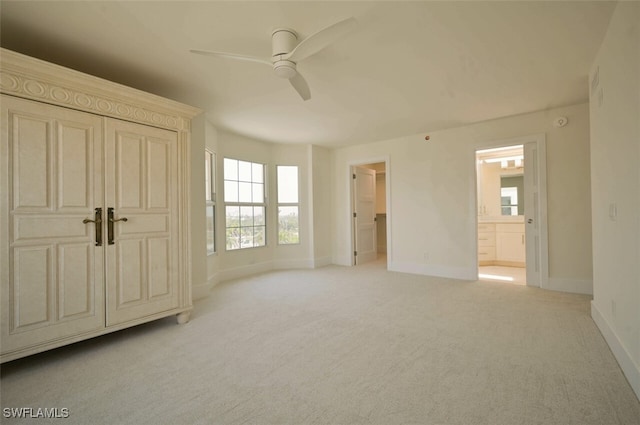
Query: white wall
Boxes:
[
  {"xmin": 190, "ymin": 113, "xmax": 208, "ymax": 300},
  {"xmin": 191, "ymin": 114, "xmax": 219, "ymax": 300},
  {"xmin": 588, "ymin": 1, "xmax": 640, "ymax": 400},
  {"xmin": 310, "ymin": 145, "xmax": 333, "ymax": 267},
  {"xmin": 332, "ymin": 102, "xmax": 593, "ymax": 292},
  {"xmin": 479, "ymin": 161, "xmax": 503, "ymax": 218}
]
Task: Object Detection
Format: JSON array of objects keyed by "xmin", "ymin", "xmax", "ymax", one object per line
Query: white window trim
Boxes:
[
  {"xmin": 223, "ymin": 157, "xmax": 267, "ymax": 251},
  {"xmin": 276, "ymin": 165, "xmax": 300, "ymax": 245},
  {"xmin": 205, "ymin": 149, "xmax": 216, "ymax": 255}
]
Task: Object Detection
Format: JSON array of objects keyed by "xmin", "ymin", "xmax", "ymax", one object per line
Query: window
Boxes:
[
  {"xmin": 500, "ymin": 187, "xmax": 518, "ymax": 216},
  {"xmin": 205, "ymin": 150, "xmax": 216, "ymax": 254},
  {"xmin": 277, "ymin": 165, "xmax": 299, "ymax": 244},
  {"xmin": 224, "ymin": 158, "xmax": 266, "ymax": 250}
]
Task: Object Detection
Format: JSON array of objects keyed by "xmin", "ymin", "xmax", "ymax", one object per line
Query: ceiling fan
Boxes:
[{"xmin": 190, "ymin": 17, "xmax": 357, "ymax": 101}]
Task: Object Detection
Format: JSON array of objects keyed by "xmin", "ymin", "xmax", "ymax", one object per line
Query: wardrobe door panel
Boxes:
[
  {"xmin": 1, "ymin": 95, "xmax": 105, "ymax": 356},
  {"xmin": 105, "ymin": 118, "xmax": 180, "ymax": 326}
]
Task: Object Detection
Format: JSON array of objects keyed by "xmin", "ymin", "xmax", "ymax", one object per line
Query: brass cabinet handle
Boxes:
[
  {"xmin": 83, "ymin": 208, "xmax": 103, "ymax": 246},
  {"xmin": 107, "ymin": 208, "xmax": 127, "ymax": 245}
]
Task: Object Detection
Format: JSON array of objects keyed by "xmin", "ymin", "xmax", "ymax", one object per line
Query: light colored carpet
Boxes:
[
  {"xmin": 478, "ymin": 265, "xmax": 527, "ymax": 286},
  {"xmin": 2, "ymin": 259, "xmax": 639, "ymax": 425}
]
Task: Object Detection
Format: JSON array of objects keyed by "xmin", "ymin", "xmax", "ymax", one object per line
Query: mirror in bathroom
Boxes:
[{"xmin": 500, "ymin": 175, "xmax": 524, "ymax": 216}]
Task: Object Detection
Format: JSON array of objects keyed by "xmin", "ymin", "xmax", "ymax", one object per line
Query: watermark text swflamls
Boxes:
[{"xmin": 3, "ymin": 407, "xmax": 69, "ymax": 419}]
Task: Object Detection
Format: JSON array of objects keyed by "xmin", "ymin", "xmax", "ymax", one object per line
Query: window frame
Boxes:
[
  {"xmin": 223, "ymin": 157, "xmax": 267, "ymax": 251},
  {"xmin": 276, "ymin": 165, "xmax": 300, "ymax": 245},
  {"xmin": 205, "ymin": 149, "xmax": 216, "ymax": 255}
]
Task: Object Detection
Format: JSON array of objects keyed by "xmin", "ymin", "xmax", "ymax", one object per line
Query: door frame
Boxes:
[
  {"xmin": 474, "ymin": 134, "xmax": 549, "ymax": 288},
  {"xmin": 347, "ymin": 156, "xmax": 391, "ymax": 267}
]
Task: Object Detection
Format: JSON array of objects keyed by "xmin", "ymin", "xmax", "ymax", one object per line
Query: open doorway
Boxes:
[
  {"xmin": 475, "ymin": 136, "xmax": 549, "ymax": 288},
  {"xmin": 476, "ymin": 145, "xmax": 526, "ymax": 285},
  {"xmin": 351, "ymin": 161, "xmax": 388, "ymax": 267}
]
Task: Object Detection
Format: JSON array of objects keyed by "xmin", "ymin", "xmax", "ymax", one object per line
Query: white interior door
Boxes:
[
  {"xmin": 105, "ymin": 118, "xmax": 180, "ymax": 326},
  {"xmin": 524, "ymin": 140, "xmax": 544, "ymax": 287},
  {"xmin": 353, "ymin": 166, "xmax": 377, "ymax": 265},
  {"xmin": 1, "ymin": 95, "xmax": 104, "ymax": 353}
]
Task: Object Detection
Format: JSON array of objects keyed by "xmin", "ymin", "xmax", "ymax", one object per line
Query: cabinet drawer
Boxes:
[
  {"xmin": 478, "ymin": 232, "xmax": 496, "ymax": 246},
  {"xmin": 496, "ymin": 223, "xmax": 524, "ymax": 233},
  {"xmin": 478, "ymin": 246, "xmax": 496, "ymax": 261},
  {"xmin": 478, "ymin": 223, "xmax": 496, "ymax": 232}
]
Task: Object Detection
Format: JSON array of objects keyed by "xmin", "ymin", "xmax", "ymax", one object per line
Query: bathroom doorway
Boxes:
[
  {"xmin": 476, "ymin": 145, "xmax": 526, "ymax": 284},
  {"xmin": 475, "ymin": 134, "xmax": 549, "ymax": 288},
  {"xmin": 475, "ymin": 136, "xmax": 549, "ymax": 288}
]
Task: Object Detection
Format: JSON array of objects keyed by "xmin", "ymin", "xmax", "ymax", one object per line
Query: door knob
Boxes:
[
  {"xmin": 107, "ymin": 208, "xmax": 127, "ymax": 245},
  {"xmin": 83, "ymin": 208, "xmax": 103, "ymax": 246},
  {"xmin": 527, "ymin": 219, "xmax": 533, "ymax": 224}
]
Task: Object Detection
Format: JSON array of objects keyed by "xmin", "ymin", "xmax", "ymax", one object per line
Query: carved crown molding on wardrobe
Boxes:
[{"xmin": 0, "ymin": 48, "xmax": 201, "ymax": 132}]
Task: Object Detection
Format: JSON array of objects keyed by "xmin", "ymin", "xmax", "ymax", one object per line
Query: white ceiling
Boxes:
[{"xmin": 0, "ymin": 1, "xmax": 615, "ymax": 147}]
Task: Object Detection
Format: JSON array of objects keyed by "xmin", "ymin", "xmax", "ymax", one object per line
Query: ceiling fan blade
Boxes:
[
  {"xmin": 289, "ymin": 73, "xmax": 311, "ymax": 101},
  {"xmin": 190, "ymin": 49, "xmax": 272, "ymax": 67},
  {"xmin": 284, "ymin": 17, "xmax": 357, "ymax": 62}
]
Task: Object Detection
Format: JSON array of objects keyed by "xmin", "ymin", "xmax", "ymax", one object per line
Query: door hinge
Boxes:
[
  {"xmin": 353, "ymin": 173, "xmax": 356, "ymax": 179},
  {"xmin": 374, "ymin": 216, "xmax": 377, "ymax": 222},
  {"xmin": 354, "ymin": 251, "xmax": 357, "ymax": 256},
  {"xmin": 353, "ymin": 212, "xmax": 357, "ymax": 218}
]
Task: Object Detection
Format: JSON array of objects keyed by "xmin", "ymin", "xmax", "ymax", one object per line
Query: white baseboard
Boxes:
[
  {"xmin": 218, "ymin": 261, "xmax": 274, "ymax": 282},
  {"xmin": 192, "ymin": 281, "xmax": 212, "ymax": 301},
  {"xmin": 192, "ymin": 273, "xmax": 221, "ymax": 300},
  {"xmin": 332, "ymin": 255, "xmax": 352, "ymax": 267},
  {"xmin": 312, "ymin": 256, "xmax": 332, "ymax": 268},
  {"xmin": 591, "ymin": 301, "xmax": 640, "ymax": 401},
  {"xmin": 216, "ymin": 257, "xmax": 327, "ymax": 284},
  {"xmin": 547, "ymin": 277, "xmax": 593, "ymax": 295},
  {"xmin": 389, "ymin": 261, "xmax": 477, "ymax": 281},
  {"xmin": 273, "ymin": 258, "xmax": 314, "ymax": 270}
]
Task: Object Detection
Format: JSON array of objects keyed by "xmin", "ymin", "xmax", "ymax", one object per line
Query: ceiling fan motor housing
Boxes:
[
  {"xmin": 273, "ymin": 60, "xmax": 297, "ymax": 79},
  {"xmin": 271, "ymin": 28, "xmax": 297, "ymax": 57}
]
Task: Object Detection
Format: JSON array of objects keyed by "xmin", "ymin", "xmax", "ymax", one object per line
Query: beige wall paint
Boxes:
[
  {"xmin": 480, "ymin": 161, "xmax": 504, "ymax": 218},
  {"xmin": 191, "ymin": 114, "xmax": 220, "ymax": 299},
  {"xmin": 589, "ymin": 1, "xmax": 640, "ymax": 399},
  {"xmin": 190, "ymin": 113, "xmax": 208, "ymax": 300},
  {"xmin": 311, "ymin": 145, "xmax": 333, "ymax": 266},
  {"xmin": 332, "ymin": 102, "xmax": 593, "ymax": 293}
]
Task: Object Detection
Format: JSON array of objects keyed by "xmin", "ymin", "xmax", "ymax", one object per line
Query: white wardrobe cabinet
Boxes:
[{"xmin": 1, "ymin": 49, "xmax": 200, "ymax": 362}]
